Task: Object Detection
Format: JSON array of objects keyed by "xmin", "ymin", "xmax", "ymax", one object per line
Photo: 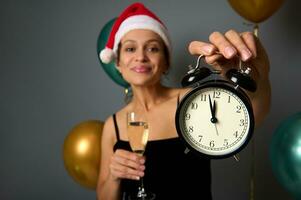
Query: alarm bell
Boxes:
[
  {"xmin": 226, "ymin": 68, "xmax": 257, "ymax": 92},
  {"xmin": 181, "ymin": 55, "xmax": 220, "ymax": 87},
  {"xmin": 181, "ymin": 55, "xmax": 257, "ymax": 93}
]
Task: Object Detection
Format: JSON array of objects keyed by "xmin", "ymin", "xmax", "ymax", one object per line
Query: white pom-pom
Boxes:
[{"xmin": 99, "ymin": 48, "xmax": 115, "ymax": 64}]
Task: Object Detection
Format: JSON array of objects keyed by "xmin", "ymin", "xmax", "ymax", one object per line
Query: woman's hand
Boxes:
[
  {"xmin": 109, "ymin": 149, "xmax": 145, "ymax": 181},
  {"xmin": 188, "ymin": 30, "xmax": 269, "ymax": 83}
]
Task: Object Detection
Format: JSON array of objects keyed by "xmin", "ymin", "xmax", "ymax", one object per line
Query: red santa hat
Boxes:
[{"xmin": 99, "ymin": 2, "xmax": 171, "ymax": 64}]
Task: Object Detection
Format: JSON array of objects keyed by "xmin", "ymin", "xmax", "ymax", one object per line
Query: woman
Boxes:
[{"xmin": 97, "ymin": 2, "xmax": 271, "ymax": 200}]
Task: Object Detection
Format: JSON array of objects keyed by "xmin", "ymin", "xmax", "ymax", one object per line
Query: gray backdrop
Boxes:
[{"xmin": 1, "ymin": 0, "xmax": 300, "ymax": 199}]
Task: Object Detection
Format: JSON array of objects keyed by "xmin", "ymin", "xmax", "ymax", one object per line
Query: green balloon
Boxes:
[
  {"xmin": 96, "ymin": 18, "xmax": 129, "ymax": 88},
  {"xmin": 270, "ymin": 112, "xmax": 301, "ymax": 198}
]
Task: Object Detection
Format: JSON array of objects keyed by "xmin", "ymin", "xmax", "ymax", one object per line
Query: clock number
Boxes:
[
  {"xmin": 209, "ymin": 140, "xmax": 215, "ymax": 147},
  {"xmin": 234, "ymin": 131, "xmax": 238, "ymax": 138},
  {"xmin": 239, "ymin": 119, "xmax": 245, "ymax": 126},
  {"xmin": 228, "ymin": 96, "xmax": 231, "ymax": 103},
  {"xmin": 188, "ymin": 126, "xmax": 194, "ymax": 133},
  {"xmin": 198, "ymin": 135, "xmax": 203, "ymax": 142},
  {"xmin": 191, "ymin": 102, "xmax": 198, "ymax": 110},
  {"xmin": 200, "ymin": 94, "xmax": 207, "ymax": 101},
  {"xmin": 236, "ymin": 105, "xmax": 242, "ymax": 113},
  {"xmin": 213, "ymin": 91, "xmax": 220, "ymax": 98},
  {"xmin": 223, "ymin": 139, "xmax": 229, "ymax": 146},
  {"xmin": 185, "ymin": 113, "xmax": 191, "ymax": 120}
]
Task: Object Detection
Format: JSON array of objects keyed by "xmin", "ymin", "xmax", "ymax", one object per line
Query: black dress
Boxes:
[{"xmin": 113, "ymin": 114, "xmax": 212, "ymax": 200}]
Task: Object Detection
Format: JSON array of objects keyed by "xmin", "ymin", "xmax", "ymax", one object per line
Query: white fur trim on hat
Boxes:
[
  {"xmin": 113, "ymin": 15, "xmax": 171, "ymax": 55},
  {"xmin": 99, "ymin": 47, "xmax": 115, "ymax": 64}
]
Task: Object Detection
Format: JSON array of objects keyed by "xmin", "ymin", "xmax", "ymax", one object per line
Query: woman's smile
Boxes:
[{"xmin": 131, "ymin": 65, "xmax": 152, "ymax": 73}]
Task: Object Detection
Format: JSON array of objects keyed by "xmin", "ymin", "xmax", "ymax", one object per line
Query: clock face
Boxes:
[{"xmin": 176, "ymin": 82, "xmax": 254, "ymax": 158}]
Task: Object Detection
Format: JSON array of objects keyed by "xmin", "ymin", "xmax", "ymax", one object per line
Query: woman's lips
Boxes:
[{"xmin": 131, "ymin": 66, "xmax": 151, "ymax": 73}]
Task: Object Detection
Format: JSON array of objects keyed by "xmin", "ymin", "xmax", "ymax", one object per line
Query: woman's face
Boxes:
[{"xmin": 117, "ymin": 29, "xmax": 168, "ymax": 87}]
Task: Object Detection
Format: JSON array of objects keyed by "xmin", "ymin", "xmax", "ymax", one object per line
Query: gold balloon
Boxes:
[
  {"xmin": 63, "ymin": 120, "xmax": 104, "ymax": 190},
  {"xmin": 228, "ymin": 0, "xmax": 285, "ymax": 23}
]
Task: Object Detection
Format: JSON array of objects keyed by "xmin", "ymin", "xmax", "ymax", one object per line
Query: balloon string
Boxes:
[
  {"xmin": 242, "ymin": 22, "xmax": 259, "ymax": 38},
  {"xmin": 241, "ymin": 21, "xmax": 258, "ymax": 200},
  {"xmin": 250, "ymin": 23, "xmax": 258, "ymax": 200}
]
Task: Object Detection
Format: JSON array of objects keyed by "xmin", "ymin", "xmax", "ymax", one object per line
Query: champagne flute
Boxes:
[{"xmin": 127, "ymin": 111, "xmax": 155, "ymax": 200}]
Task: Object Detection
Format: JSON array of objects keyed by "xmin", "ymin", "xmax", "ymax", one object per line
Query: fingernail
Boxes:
[
  {"xmin": 225, "ymin": 46, "xmax": 236, "ymax": 58},
  {"xmin": 139, "ymin": 172, "xmax": 144, "ymax": 177},
  {"xmin": 140, "ymin": 158, "xmax": 145, "ymax": 164},
  {"xmin": 135, "ymin": 176, "xmax": 140, "ymax": 180},
  {"xmin": 241, "ymin": 49, "xmax": 252, "ymax": 61},
  {"xmin": 203, "ymin": 45, "xmax": 213, "ymax": 54}
]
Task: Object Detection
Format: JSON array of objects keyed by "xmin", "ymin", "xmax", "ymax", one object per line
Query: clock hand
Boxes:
[
  {"xmin": 213, "ymin": 99, "xmax": 219, "ymax": 122},
  {"xmin": 209, "ymin": 95, "xmax": 219, "ymax": 136},
  {"xmin": 208, "ymin": 95, "xmax": 214, "ymax": 117},
  {"xmin": 208, "ymin": 95, "xmax": 217, "ymax": 123},
  {"xmin": 213, "ymin": 100, "xmax": 216, "ymax": 116},
  {"xmin": 214, "ymin": 123, "xmax": 219, "ymax": 136}
]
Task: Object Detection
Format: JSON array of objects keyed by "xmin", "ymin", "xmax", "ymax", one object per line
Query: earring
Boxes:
[{"xmin": 124, "ymin": 87, "xmax": 132, "ymax": 104}]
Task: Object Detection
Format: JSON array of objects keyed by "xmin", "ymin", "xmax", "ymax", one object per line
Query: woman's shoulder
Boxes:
[
  {"xmin": 114, "ymin": 103, "xmax": 132, "ymax": 119},
  {"xmin": 102, "ymin": 114, "xmax": 116, "ymax": 135},
  {"xmin": 168, "ymin": 87, "xmax": 192, "ymax": 100},
  {"xmin": 102, "ymin": 105, "xmax": 129, "ymax": 143},
  {"xmin": 104, "ymin": 101, "xmax": 132, "ymax": 121}
]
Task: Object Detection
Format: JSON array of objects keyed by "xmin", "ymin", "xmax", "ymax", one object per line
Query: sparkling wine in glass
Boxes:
[{"xmin": 127, "ymin": 112, "xmax": 155, "ymax": 200}]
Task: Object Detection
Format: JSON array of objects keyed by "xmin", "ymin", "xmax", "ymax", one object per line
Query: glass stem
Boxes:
[
  {"xmin": 140, "ymin": 177, "xmax": 144, "ymax": 190},
  {"xmin": 137, "ymin": 177, "xmax": 147, "ymax": 198}
]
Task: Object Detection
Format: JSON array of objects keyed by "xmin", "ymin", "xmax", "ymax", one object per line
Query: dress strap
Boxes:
[{"xmin": 112, "ymin": 113, "xmax": 120, "ymax": 141}]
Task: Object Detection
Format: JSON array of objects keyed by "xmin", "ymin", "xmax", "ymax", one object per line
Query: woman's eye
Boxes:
[
  {"xmin": 147, "ymin": 47, "xmax": 159, "ymax": 52},
  {"xmin": 125, "ymin": 47, "xmax": 135, "ymax": 52}
]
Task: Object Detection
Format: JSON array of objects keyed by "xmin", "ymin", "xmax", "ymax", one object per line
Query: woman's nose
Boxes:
[{"xmin": 135, "ymin": 49, "xmax": 148, "ymax": 62}]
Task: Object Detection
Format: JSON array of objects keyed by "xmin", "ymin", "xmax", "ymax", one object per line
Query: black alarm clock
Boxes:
[{"xmin": 175, "ymin": 55, "xmax": 256, "ymax": 159}]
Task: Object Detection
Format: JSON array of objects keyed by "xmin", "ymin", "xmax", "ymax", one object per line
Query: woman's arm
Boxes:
[{"xmin": 96, "ymin": 117, "xmax": 121, "ymax": 200}]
